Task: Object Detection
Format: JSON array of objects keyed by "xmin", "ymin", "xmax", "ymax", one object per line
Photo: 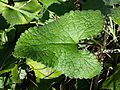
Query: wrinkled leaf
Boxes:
[
  {"xmin": 14, "ymin": 10, "xmax": 104, "ymax": 78},
  {"xmin": 109, "ymin": 7, "xmax": 120, "ymax": 25},
  {"xmin": 0, "ymin": 0, "xmax": 42, "ymax": 25}
]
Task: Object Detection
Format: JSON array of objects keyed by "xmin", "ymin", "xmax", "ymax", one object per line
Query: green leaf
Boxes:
[
  {"xmin": 26, "ymin": 58, "xmax": 62, "ymax": 79},
  {"xmin": 109, "ymin": 7, "xmax": 120, "ymax": 25},
  {"xmin": 103, "ymin": 0, "xmax": 120, "ymax": 5},
  {"xmin": 11, "ymin": 64, "xmax": 19, "ymax": 83},
  {"xmin": 40, "ymin": 0, "xmax": 60, "ymax": 8},
  {"xmin": 1, "ymin": 31, "xmax": 8, "ymax": 45},
  {"xmin": 14, "ymin": 10, "xmax": 104, "ymax": 78},
  {"xmin": 102, "ymin": 64, "xmax": 120, "ymax": 90},
  {"xmin": 0, "ymin": 0, "xmax": 42, "ymax": 25},
  {"xmin": 0, "ymin": 77, "xmax": 4, "ymax": 89}
]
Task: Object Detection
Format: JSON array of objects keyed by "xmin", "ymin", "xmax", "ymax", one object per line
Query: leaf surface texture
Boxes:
[{"xmin": 14, "ymin": 10, "xmax": 104, "ymax": 78}]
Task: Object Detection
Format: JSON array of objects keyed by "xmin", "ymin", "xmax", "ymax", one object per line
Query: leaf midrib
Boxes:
[{"xmin": 18, "ymin": 41, "xmax": 78, "ymax": 45}]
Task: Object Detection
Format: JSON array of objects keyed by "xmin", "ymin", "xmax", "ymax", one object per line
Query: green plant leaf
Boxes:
[
  {"xmin": 26, "ymin": 58, "xmax": 62, "ymax": 79},
  {"xmin": 14, "ymin": 10, "xmax": 104, "ymax": 78},
  {"xmin": 1, "ymin": 31, "xmax": 8, "ymax": 45},
  {"xmin": 102, "ymin": 64, "xmax": 120, "ymax": 90},
  {"xmin": 109, "ymin": 7, "xmax": 120, "ymax": 25},
  {"xmin": 11, "ymin": 64, "xmax": 19, "ymax": 83},
  {"xmin": 0, "ymin": 77, "xmax": 4, "ymax": 89},
  {"xmin": 0, "ymin": 0, "xmax": 42, "ymax": 25},
  {"xmin": 103, "ymin": 0, "xmax": 120, "ymax": 5}
]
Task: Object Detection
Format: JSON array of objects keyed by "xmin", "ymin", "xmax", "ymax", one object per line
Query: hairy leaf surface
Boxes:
[
  {"xmin": 14, "ymin": 10, "xmax": 104, "ymax": 78},
  {"xmin": 0, "ymin": 0, "xmax": 41, "ymax": 25}
]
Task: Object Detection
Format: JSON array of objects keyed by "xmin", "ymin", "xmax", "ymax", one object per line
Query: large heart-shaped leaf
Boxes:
[
  {"xmin": 0, "ymin": 0, "xmax": 42, "ymax": 25},
  {"xmin": 14, "ymin": 10, "xmax": 104, "ymax": 78}
]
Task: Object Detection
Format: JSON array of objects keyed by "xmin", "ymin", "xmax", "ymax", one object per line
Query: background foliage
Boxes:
[{"xmin": 0, "ymin": 0, "xmax": 120, "ymax": 90}]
